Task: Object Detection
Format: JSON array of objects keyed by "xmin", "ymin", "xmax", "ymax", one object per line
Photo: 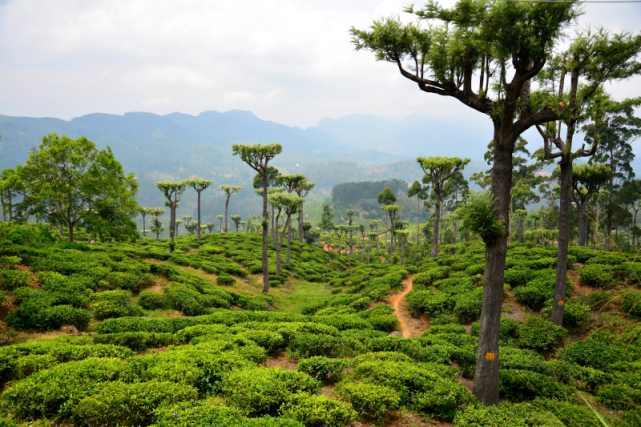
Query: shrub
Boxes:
[
  {"xmin": 92, "ymin": 290, "xmax": 141, "ymax": 320},
  {"xmin": 471, "ymin": 318, "xmax": 518, "ymax": 343},
  {"xmin": 499, "ymin": 369, "xmax": 572, "ymax": 401},
  {"xmin": 546, "ymin": 360, "xmax": 613, "ymax": 390},
  {"xmin": 287, "ymin": 333, "xmax": 363, "ymax": 358},
  {"xmin": 453, "ymin": 402, "xmax": 540, "ymax": 426},
  {"xmin": 337, "ymin": 381, "xmax": 400, "ymax": 421},
  {"xmin": 578, "ymin": 264, "xmax": 615, "ymax": 287},
  {"xmin": 597, "ymin": 384, "xmax": 641, "ymax": 410},
  {"xmin": 540, "ymin": 301, "xmax": 590, "ymax": 327},
  {"xmin": 280, "ymin": 392, "xmax": 356, "ymax": 427},
  {"xmin": 532, "ymin": 399, "xmax": 605, "ymax": 427},
  {"xmin": 0, "ymin": 269, "xmax": 32, "ymax": 290},
  {"xmin": 221, "ymin": 367, "xmax": 320, "ymax": 416},
  {"xmin": 558, "ymin": 333, "xmax": 625, "ymax": 370},
  {"xmin": 621, "ymin": 289, "xmax": 641, "ymax": 316},
  {"xmin": 518, "ymin": 317, "xmax": 567, "ymax": 351},
  {"xmin": 297, "ymin": 357, "xmax": 353, "ymax": 384},
  {"xmin": 366, "ymin": 315, "xmax": 399, "ymax": 332},
  {"xmin": 426, "ymin": 324, "xmax": 467, "ymax": 335},
  {"xmin": 587, "ymin": 254, "xmax": 626, "ymax": 266},
  {"xmin": 137, "ymin": 290, "xmax": 167, "ymax": 310},
  {"xmin": 152, "ymin": 402, "xmax": 303, "ymax": 427},
  {"xmin": 238, "ymin": 330, "xmax": 284, "ymax": 353},
  {"xmin": 217, "ymin": 275, "xmax": 236, "ymax": 286},
  {"xmin": 72, "ymin": 380, "xmax": 198, "ymax": 426},
  {"xmin": 93, "ymin": 332, "xmax": 175, "ymax": 351},
  {"xmin": 453, "ymin": 287, "xmax": 483, "ymax": 322},
  {"xmin": 503, "ymin": 269, "xmax": 532, "ymax": 286},
  {"xmin": 413, "ymin": 380, "xmax": 471, "ymax": 420},
  {"xmin": 406, "ymin": 290, "xmax": 453, "ymax": 316}
]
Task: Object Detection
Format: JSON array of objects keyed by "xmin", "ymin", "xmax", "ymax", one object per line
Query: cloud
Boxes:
[{"xmin": 0, "ymin": 0, "xmax": 639, "ymax": 128}]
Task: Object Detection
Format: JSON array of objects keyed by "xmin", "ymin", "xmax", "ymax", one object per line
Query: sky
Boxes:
[{"xmin": 1, "ymin": 0, "xmax": 641, "ymax": 129}]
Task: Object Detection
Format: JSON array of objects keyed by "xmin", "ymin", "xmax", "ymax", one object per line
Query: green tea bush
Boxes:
[
  {"xmin": 578, "ymin": 264, "xmax": 615, "ymax": 287},
  {"xmin": 453, "ymin": 402, "xmax": 541, "ymax": 426},
  {"xmin": 92, "ymin": 290, "xmax": 142, "ymax": 320},
  {"xmin": 503, "ymin": 269, "xmax": 533, "ymax": 286},
  {"xmin": 238, "ymin": 330, "xmax": 284, "ymax": 353},
  {"xmin": 621, "ymin": 289, "xmax": 641, "ymax": 316},
  {"xmin": 471, "ymin": 318, "xmax": 518, "ymax": 343},
  {"xmin": 568, "ymin": 246, "xmax": 600, "ymax": 263},
  {"xmin": 587, "ymin": 254, "xmax": 626, "ymax": 266},
  {"xmin": 499, "ymin": 348, "xmax": 551, "ymax": 375},
  {"xmin": 412, "ymin": 380, "xmax": 471, "ymax": 420},
  {"xmin": 287, "ymin": 333, "xmax": 363, "ymax": 358},
  {"xmin": 296, "ymin": 357, "xmax": 353, "ymax": 384},
  {"xmin": 280, "ymin": 392, "xmax": 356, "ymax": 427},
  {"xmin": 217, "ymin": 275, "xmax": 236, "ymax": 286},
  {"xmin": 71, "ymin": 380, "xmax": 198, "ymax": 426},
  {"xmin": 137, "ymin": 290, "xmax": 167, "ymax": 309},
  {"xmin": 426, "ymin": 324, "xmax": 467, "ymax": 335},
  {"xmin": 540, "ymin": 301, "xmax": 590, "ymax": 327},
  {"xmin": 93, "ymin": 332, "xmax": 176, "ymax": 351},
  {"xmin": 221, "ymin": 367, "xmax": 320, "ymax": 416},
  {"xmin": 366, "ymin": 315, "xmax": 399, "ymax": 332},
  {"xmin": 406, "ymin": 290, "xmax": 453, "ymax": 316},
  {"xmin": 453, "ymin": 287, "xmax": 484, "ymax": 322},
  {"xmin": 464, "ymin": 263, "xmax": 485, "ymax": 276},
  {"xmin": 499, "ymin": 369, "xmax": 572, "ymax": 401},
  {"xmin": 336, "ymin": 381, "xmax": 400, "ymax": 421},
  {"xmin": 546, "ymin": 360, "xmax": 613, "ymax": 390},
  {"xmin": 518, "ymin": 317, "xmax": 567, "ymax": 351},
  {"xmin": 0, "ymin": 269, "xmax": 32, "ymax": 290},
  {"xmin": 558, "ymin": 333, "xmax": 626, "ymax": 370},
  {"xmin": 597, "ymin": 384, "xmax": 641, "ymax": 410}
]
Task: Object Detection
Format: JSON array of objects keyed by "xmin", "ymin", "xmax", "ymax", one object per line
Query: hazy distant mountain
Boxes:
[{"xmin": 313, "ymin": 112, "xmax": 494, "ymax": 160}]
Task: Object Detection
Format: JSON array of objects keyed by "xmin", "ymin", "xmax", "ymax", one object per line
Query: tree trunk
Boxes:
[
  {"xmin": 431, "ymin": 195, "xmax": 441, "ymax": 258},
  {"xmin": 578, "ymin": 201, "xmax": 588, "ymax": 247},
  {"xmin": 361, "ymin": 235, "xmax": 365, "ymax": 263},
  {"xmin": 367, "ymin": 240, "xmax": 371, "ymax": 264},
  {"xmin": 287, "ymin": 216, "xmax": 292, "ymax": 266},
  {"xmin": 551, "ymin": 158, "xmax": 572, "ymax": 326},
  {"xmin": 350, "ymin": 232, "xmax": 353, "ymax": 257},
  {"xmin": 417, "ymin": 197, "xmax": 420, "ymax": 246},
  {"xmin": 142, "ymin": 213, "xmax": 146, "ymax": 239},
  {"xmin": 299, "ymin": 207, "xmax": 304, "ymax": 242},
  {"xmin": 472, "ymin": 127, "xmax": 513, "ymax": 407},
  {"xmin": 224, "ymin": 196, "xmax": 230, "ymax": 233},
  {"xmin": 197, "ymin": 191, "xmax": 202, "ymax": 241},
  {"xmin": 262, "ymin": 173, "xmax": 270, "ymax": 293},
  {"xmin": 594, "ymin": 200, "xmax": 600, "ymax": 249},
  {"xmin": 338, "ymin": 235, "xmax": 341, "ymax": 256}
]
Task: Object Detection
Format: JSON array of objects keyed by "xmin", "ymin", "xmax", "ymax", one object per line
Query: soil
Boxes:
[
  {"xmin": 265, "ymin": 352, "xmax": 297, "ymax": 371},
  {"xmin": 388, "ymin": 275, "xmax": 429, "ymax": 338}
]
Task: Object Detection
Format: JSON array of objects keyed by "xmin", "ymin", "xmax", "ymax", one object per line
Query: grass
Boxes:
[{"xmin": 269, "ymin": 279, "xmax": 333, "ymax": 313}]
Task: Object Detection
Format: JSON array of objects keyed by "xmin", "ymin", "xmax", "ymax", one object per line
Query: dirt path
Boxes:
[{"xmin": 388, "ymin": 274, "xmax": 429, "ymax": 338}]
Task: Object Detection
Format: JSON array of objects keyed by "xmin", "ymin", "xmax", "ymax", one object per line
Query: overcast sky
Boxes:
[{"xmin": 1, "ymin": 0, "xmax": 640, "ymax": 128}]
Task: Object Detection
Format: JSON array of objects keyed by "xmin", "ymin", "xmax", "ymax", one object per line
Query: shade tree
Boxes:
[
  {"xmin": 233, "ymin": 143, "xmax": 283, "ymax": 293},
  {"xmin": 156, "ymin": 180, "xmax": 187, "ymax": 252},
  {"xmin": 187, "ymin": 178, "xmax": 213, "ymax": 241},
  {"xmin": 571, "ymin": 164, "xmax": 611, "ymax": 246},
  {"xmin": 408, "ymin": 180, "xmax": 429, "ymax": 246},
  {"xmin": 417, "ymin": 157, "xmax": 470, "ymax": 258},
  {"xmin": 219, "ymin": 185, "xmax": 242, "ymax": 233},
  {"xmin": 231, "ymin": 215, "xmax": 242, "ymax": 232},
  {"xmin": 294, "ymin": 179, "xmax": 315, "ymax": 242}
]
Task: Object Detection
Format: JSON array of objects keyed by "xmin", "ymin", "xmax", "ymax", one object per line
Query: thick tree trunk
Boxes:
[
  {"xmin": 197, "ymin": 191, "xmax": 202, "ymax": 241},
  {"xmin": 262, "ymin": 174, "xmax": 270, "ymax": 293},
  {"xmin": 551, "ymin": 158, "xmax": 572, "ymax": 326},
  {"xmin": 431, "ymin": 195, "xmax": 441, "ymax": 258},
  {"xmin": 578, "ymin": 201, "xmax": 588, "ymax": 247},
  {"xmin": 472, "ymin": 127, "xmax": 513, "ymax": 407}
]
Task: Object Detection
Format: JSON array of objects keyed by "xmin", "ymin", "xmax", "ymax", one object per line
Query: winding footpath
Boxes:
[{"xmin": 388, "ymin": 274, "xmax": 418, "ymax": 338}]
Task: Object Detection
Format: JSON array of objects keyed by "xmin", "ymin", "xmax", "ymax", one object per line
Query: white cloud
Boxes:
[{"xmin": 0, "ymin": 0, "xmax": 639, "ymax": 127}]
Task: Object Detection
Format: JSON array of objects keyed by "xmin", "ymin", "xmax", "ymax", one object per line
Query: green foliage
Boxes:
[
  {"xmin": 296, "ymin": 357, "xmax": 353, "ymax": 384},
  {"xmin": 406, "ymin": 289, "xmax": 453, "ymax": 316},
  {"xmin": 216, "ymin": 275, "xmax": 236, "ymax": 286},
  {"xmin": 280, "ymin": 392, "xmax": 356, "ymax": 427},
  {"xmin": 518, "ymin": 317, "xmax": 567, "ymax": 351},
  {"xmin": 578, "ymin": 264, "xmax": 615, "ymax": 287},
  {"xmin": 0, "ymin": 269, "xmax": 31, "ymax": 291},
  {"xmin": 337, "ymin": 381, "xmax": 401, "ymax": 421},
  {"xmin": 541, "ymin": 301, "xmax": 591, "ymax": 327},
  {"xmin": 460, "ymin": 191, "xmax": 504, "ymax": 241},
  {"xmin": 499, "ymin": 370, "xmax": 572, "ymax": 402}
]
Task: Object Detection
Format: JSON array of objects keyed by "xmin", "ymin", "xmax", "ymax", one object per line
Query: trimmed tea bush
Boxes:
[
  {"xmin": 337, "ymin": 381, "xmax": 400, "ymax": 421},
  {"xmin": 499, "ymin": 369, "xmax": 572, "ymax": 401},
  {"xmin": 280, "ymin": 392, "xmax": 356, "ymax": 427},
  {"xmin": 518, "ymin": 317, "xmax": 567, "ymax": 351},
  {"xmin": 297, "ymin": 357, "xmax": 353, "ymax": 384}
]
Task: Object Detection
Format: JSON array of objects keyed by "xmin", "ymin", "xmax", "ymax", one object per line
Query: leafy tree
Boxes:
[
  {"xmin": 530, "ymin": 212, "xmax": 541, "ymax": 230},
  {"xmin": 0, "ymin": 168, "xmax": 17, "ymax": 222},
  {"xmin": 358, "ymin": 224, "xmax": 366, "ymax": 263},
  {"xmin": 175, "ymin": 219, "xmax": 183, "ymax": 235},
  {"xmin": 536, "ymin": 29, "xmax": 641, "ymax": 326},
  {"xmin": 366, "ymin": 232, "xmax": 377, "ymax": 264},
  {"xmin": 408, "ymin": 180, "xmax": 428, "ymax": 246},
  {"xmin": 514, "ymin": 209, "xmax": 528, "ymax": 244},
  {"xmin": 418, "ymin": 157, "xmax": 470, "ymax": 258},
  {"xmin": 294, "ymin": 179, "xmax": 315, "ymax": 242},
  {"xmin": 231, "ymin": 215, "xmax": 242, "ymax": 233},
  {"xmin": 571, "ymin": 164, "xmax": 611, "ymax": 246},
  {"xmin": 377, "ymin": 187, "xmax": 396, "ymax": 206},
  {"xmin": 268, "ymin": 193, "xmax": 303, "ymax": 274},
  {"xmin": 396, "ymin": 229, "xmax": 409, "ymax": 265},
  {"xmin": 443, "ymin": 171, "xmax": 469, "ymax": 212},
  {"xmin": 156, "ymin": 180, "xmax": 187, "ymax": 252},
  {"xmin": 381, "ymin": 205, "xmax": 402, "ymax": 256},
  {"xmin": 187, "ymin": 178, "xmax": 213, "ymax": 241},
  {"xmin": 369, "ymin": 219, "xmax": 381, "ymax": 249},
  {"xmin": 19, "ymin": 134, "xmax": 139, "ymax": 243},
  {"xmin": 205, "ymin": 222, "xmax": 216, "ymax": 234},
  {"xmin": 138, "ymin": 208, "xmax": 151, "ymax": 239},
  {"xmin": 319, "ymin": 204, "xmax": 335, "ymax": 236},
  {"xmin": 219, "ymin": 185, "xmax": 242, "ymax": 233},
  {"xmin": 346, "ymin": 209, "xmax": 355, "ymax": 256},
  {"xmin": 587, "ymin": 97, "xmax": 641, "ymax": 249},
  {"xmin": 351, "ymin": 0, "xmax": 585, "ymax": 402},
  {"xmin": 149, "ymin": 210, "xmax": 165, "ymax": 241},
  {"xmin": 217, "ymin": 215, "xmax": 224, "ymax": 233},
  {"xmin": 233, "ymin": 143, "xmax": 283, "ymax": 293}
]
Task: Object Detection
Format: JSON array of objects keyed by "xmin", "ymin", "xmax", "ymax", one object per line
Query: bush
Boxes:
[
  {"xmin": 137, "ymin": 290, "xmax": 167, "ymax": 310},
  {"xmin": 217, "ymin": 275, "xmax": 236, "ymax": 286},
  {"xmin": 621, "ymin": 289, "xmax": 641, "ymax": 316},
  {"xmin": 337, "ymin": 381, "xmax": 400, "ymax": 421},
  {"xmin": 287, "ymin": 333, "xmax": 363, "ymax": 358},
  {"xmin": 426, "ymin": 324, "xmax": 467, "ymax": 335},
  {"xmin": 518, "ymin": 317, "xmax": 567, "ymax": 351},
  {"xmin": 504, "ymin": 269, "xmax": 532, "ymax": 286},
  {"xmin": 221, "ymin": 367, "xmax": 320, "ymax": 416},
  {"xmin": 280, "ymin": 392, "xmax": 356, "ymax": 427},
  {"xmin": 471, "ymin": 318, "xmax": 518, "ymax": 343},
  {"xmin": 406, "ymin": 290, "xmax": 453, "ymax": 316},
  {"xmin": 453, "ymin": 402, "xmax": 540, "ymax": 426},
  {"xmin": 92, "ymin": 290, "xmax": 141, "ymax": 320},
  {"xmin": 453, "ymin": 287, "xmax": 483, "ymax": 323},
  {"xmin": 597, "ymin": 384, "xmax": 641, "ymax": 410},
  {"xmin": 558, "ymin": 333, "xmax": 625, "ymax": 370},
  {"xmin": 72, "ymin": 380, "xmax": 198, "ymax": 426},
  {"xmin": 93, "ymin": 332, "xmax": 175, "ymax": 351},
  {"xmin": 541, "ymin": 301, "xmax": 590, "ymax": 327},
  {"xmin": 297, "ymin": 357, "xmax": 353, "ymax": 384},
  {"xmin": 238, "ymin": 330, "xmax": 284, "ymax": 353},
  {"xmin": 499, "ymin": 369, "xmax": 572, "ymax": 401},
  {"xmin": 0, "ymin": 269, "xmax": 32, "ymax": 290},
  {"xmin": 578, "ymin": 264, "xmax": 615, "ymax": 287},
  {"xmin": 413, "ymin": 379, "xmax": 471, "ymax": 420}
]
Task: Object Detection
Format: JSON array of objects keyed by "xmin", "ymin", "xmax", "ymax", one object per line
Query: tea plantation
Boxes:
[{"xmin": 1, "ymin": 222, "xmax": 641, "ymax": 426}]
